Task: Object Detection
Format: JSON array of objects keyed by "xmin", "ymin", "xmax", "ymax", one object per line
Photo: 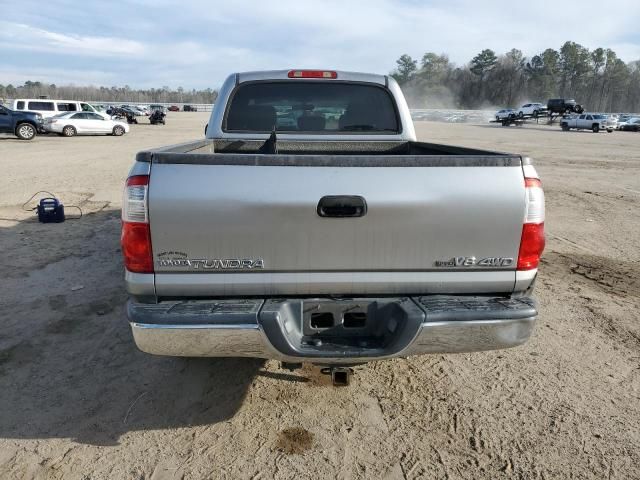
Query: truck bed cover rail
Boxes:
[{"xmin": 136, "ymin": 139, "xmax": 522, "ymax": 167}]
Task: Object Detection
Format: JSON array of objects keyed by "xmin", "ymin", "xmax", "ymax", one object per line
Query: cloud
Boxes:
[
  {"xmin": 0, "ymin": 21, "xmax": 145, "ymax": 57},
  {"xmin": 0, "ymin": 0, "xmax": 639, "ymax": 88},
  {"xmin": 0, "ymin": 66, "xmax": 119, "ymax": 86}
]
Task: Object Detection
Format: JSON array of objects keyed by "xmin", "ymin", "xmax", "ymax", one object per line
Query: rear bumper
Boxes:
[{"xmin": 128, "ymin": 296, "xmax": 537, "ymax": 363}]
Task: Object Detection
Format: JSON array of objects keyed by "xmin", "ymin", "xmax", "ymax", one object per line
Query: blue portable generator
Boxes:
[{"xmin": 37, "ymin": 198, "xmax": 65, "ymax": 223}]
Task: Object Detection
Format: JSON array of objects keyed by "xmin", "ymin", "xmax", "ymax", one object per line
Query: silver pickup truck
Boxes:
[
  {"xmin": 560, "ymin": 113, "xmax": 613, "ymax": 133},
  {"xmin": 121, "ymin": 70, "xmax": 545, "ymax": 383}
]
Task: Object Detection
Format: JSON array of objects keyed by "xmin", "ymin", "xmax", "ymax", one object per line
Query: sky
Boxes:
[{"xmin": 1, "ymin": 0, "xmax": 639, "ymax": 90}]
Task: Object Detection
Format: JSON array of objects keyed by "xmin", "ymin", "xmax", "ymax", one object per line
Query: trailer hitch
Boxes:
[{"xmin": 321, "ymin": 366, "xmax": 353, "ymax": 387}]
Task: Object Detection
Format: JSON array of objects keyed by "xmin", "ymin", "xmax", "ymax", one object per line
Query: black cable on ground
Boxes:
[
  {"xmin": 22, "ymin": 191, "xmax": 56, "ymax": 211},
  {"xmin": 65, "ymin": 205, "xmax": 83, "ymax": 220}
]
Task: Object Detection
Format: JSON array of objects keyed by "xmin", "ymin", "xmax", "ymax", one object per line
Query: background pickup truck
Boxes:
[
  {"xmin": 122, "ymin": 69, "xmax": 545, "ymax": 381},
  {"xmin": 0, "ymin": 104, "xmax": 43, "ymax": 140},
  {"xmin": 561, "ymin": 113, "xmax": 613, "ymax": 133}
]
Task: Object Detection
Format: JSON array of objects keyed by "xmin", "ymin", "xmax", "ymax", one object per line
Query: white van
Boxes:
[{"xmin": 12, "ymin": 99, "xmax": 109, "ymax": 119}]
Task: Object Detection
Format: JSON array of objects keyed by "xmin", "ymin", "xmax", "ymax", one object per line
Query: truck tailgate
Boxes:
[{"xmin": 148, "ymin": 156, "xmax": 526, "ymax": 296}]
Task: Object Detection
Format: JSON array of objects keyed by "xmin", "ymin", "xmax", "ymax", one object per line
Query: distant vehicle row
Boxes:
[
  {"xmin": 0, "ymin": 104, "xmax": 129, "ymax": 139},
  {"xmin": 560, "ymin": 113, "xmax": 639, "ymax": 132}
]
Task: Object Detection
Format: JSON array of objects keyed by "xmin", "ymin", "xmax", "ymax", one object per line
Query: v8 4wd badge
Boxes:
[{"xmin": 434, "ymin": 256, "xmax": 514, "ymax": 267}]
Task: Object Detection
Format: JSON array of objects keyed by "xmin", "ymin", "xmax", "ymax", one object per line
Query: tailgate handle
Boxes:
[{"xmin": 317, "ymin": 196, "xmax": 367, "ymax": 218}]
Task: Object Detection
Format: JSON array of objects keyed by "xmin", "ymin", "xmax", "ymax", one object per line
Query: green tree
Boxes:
[
  {"xmin": 419, "ymin": 52, "xmax": 451, "ymax": 84},
  {"xmin": 391, "ymin": 54, "xmax": 418, "ymax": 85},
  {"xmin": 470, "ymin": 49, "xmax": 497, "ymax": 80},
  {"xmin": 559, "ymin": 41, "xmax": 590, "ymax": 97}
]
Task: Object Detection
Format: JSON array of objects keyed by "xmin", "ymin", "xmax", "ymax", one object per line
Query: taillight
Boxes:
[
  {"xmin": 287, "ymin": 70, "xmax": 338, "ymax": 79},
  {"xmin": 121, "ymin": 175, "xmax": 153, "ymax": 273},
  {"xmin": 517, "ymin": 177, "xmax": 545, "ymax": 270}
]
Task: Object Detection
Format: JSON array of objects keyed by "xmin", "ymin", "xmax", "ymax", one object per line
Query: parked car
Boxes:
[
  {"xmin": 619, "ymin": 117, "xmax": 640, "ymax": 131},
  {"xmin": 12, "ymin": 99, "xmax": 110, "ymax": 119},
  {"xmin": 183, "ymin": 104, "xmax": 197, "ymax": 112},
  {"xmin": 110, "ymin": 106, "xmax": 139, "ymax": 122},
  {"xmin": 0, "ymin": 104, "xmax": 43, "ymax": 139},
  {"xmin": 495, "ymin": 108, "xmax": 517, "ymax": 121},
  {"xmin": 617, "ymin": 115, "xmax": 638, "ymax": 130},
  {"xmin": 547, "ymin": 98, "xmax": 584, "ymax": 114},
  {"xmin": 617, "ymin": 114, "xmax": 631, "ymax": 126},
  {"xmin": 517, "ymin": 103, "xmax": 546, "ymax": 117},
  {"xmin": 168, "ymin": 105, "xmax": 180, "ymax": 112},
  {"xmin": 560, "ymin": 113, "xmax": 612, "ymax": 133},
  {"xmin": 43, "ymin": 111, "xmax": 129, "ymax": 136},
  {"xmin": 121, "ymin": 69, "xmax": 545, "ymax": 385},
  {"xmin": 121, "ymin": 105, "xmax": 147, "ymax": 116}
]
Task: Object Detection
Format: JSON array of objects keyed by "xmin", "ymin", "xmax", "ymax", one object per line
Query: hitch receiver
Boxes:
[{"xmin": 321, "ymin": 367, "xmax": 353, "ymax": 387}]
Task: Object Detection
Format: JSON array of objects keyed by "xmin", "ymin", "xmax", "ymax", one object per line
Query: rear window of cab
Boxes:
[{"xmin": 224, "ymin": 81, "xmax": 400, "ymax": 134}]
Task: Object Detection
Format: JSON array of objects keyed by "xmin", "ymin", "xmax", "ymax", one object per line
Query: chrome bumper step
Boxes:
[{"xmin": 128, "ymin": 295, "xmax": 537, "ymax": 362}]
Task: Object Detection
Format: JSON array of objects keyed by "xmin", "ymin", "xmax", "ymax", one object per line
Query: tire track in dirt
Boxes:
[
  {"xmin": 545, "ymin": 251, "xmax": 640, "ymax": 299},
  {"xmin": 541, "ymin": 251, "xmax": 640, "ymax": 350}
]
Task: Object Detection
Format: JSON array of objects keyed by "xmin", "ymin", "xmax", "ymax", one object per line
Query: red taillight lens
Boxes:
[
  {"xmin": 121, "ymin": 175, "xmax": 153, "ymax": 273},
  {"xmin": 287, "ymin": 70, "xmax": 338, "ymax": 79},
  {"xmin": 121, "ymin": 222, "xmax": 153, "ymax": 273},
  {"xmin": 517, "ymin": 223, "xmax": 545, "ymax": 270},
  {"xmin": 517, "ymin": 176, "xmax": 545, "ymax": 270},
  {"xmin": 126, "ymin": 175, "xmax": 149, "ymax": 187}
]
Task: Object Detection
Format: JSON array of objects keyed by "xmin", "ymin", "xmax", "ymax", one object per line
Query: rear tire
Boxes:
[
  {"xmin": 112, "ymin": 125, "xmax": 125, "ymax": 136},
  {"xmin": 592, "ymin": 124, "xmax": 600, "ymax": 133},
  {"xmin": 62, "ymin": 125, "xmax": 76, "ymax": 137},
  {"xmin": 561, "ymin": 123, "xmax": 569, "ymax": 131},
  {"xmin": 16, "ymin": 123, "xmax": 36, "ymax": 140}
]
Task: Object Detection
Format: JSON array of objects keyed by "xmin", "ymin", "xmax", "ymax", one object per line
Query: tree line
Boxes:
[
  {"xmin": 0, "ymin": 81, "xmax": 218, "ymax": 104},
  {"xmin": 391, "ymin": 41, "xmax": 640, "ymax": 112}
]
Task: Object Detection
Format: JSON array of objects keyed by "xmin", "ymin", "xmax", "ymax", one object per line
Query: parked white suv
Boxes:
[{"xmin": 518, "ymin": 103, "xmax": 546, "ymax": 117}]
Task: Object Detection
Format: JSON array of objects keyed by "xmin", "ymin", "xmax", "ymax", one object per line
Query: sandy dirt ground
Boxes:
[{"xmin": 0, "ymin": 113, "xmax": 639, "ymax": 479}]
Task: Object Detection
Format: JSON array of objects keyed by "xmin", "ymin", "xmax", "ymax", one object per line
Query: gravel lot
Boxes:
[{"xmin": 1, "ymin": 114, "xmax": 639, "ymax": 479}]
